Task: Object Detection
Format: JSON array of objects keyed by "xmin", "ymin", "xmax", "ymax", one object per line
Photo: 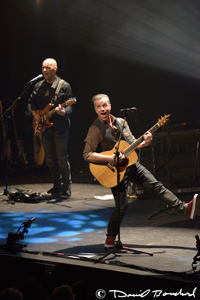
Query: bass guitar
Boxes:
[
  {"xmin": 89, "ymin": 114, "xmax": 170, "ymax": 188},
  {"xmin": 33, "ymin": 98, "xmax": 76, "ymax": 136}
]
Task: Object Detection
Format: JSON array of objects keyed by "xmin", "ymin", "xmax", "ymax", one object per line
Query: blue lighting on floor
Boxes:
[
  {"xmin": 49, "ymin": 218, "xmax": 70, "ymax": 223},
  {"xmin": 82, "ymin": 228, "xmax": 94, "ymax": 233},
  {"xmin": 26, "ymin": 227, "xmax": 55, "ymax": 235},
  {"xmin": 90, "ymin": 220, "xmax": 107, "ymax": 227},
  {"xmin": 0, "ymin": 210, "xmax": 109, "ymax": 246},
  {"xmin": 25, "ymin": 237, "xmax": 58, "ymax": 243},
  {"xmin": 56, "ymin": 231, "xmax": 81, "ymax": 237},
  {"xmin": 67, "ymin": 220, "xmax": 85, "ymax": 226},
  {"xmin": 88, "ymin": 214, "xmax": 99, "ymax": 218}
]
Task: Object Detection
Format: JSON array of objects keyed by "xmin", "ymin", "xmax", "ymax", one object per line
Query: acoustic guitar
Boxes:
[
  {"xmin": 89, "ymin": 114, "xmax": 170, "ymax": 188},
  {"xmin": 33, "ymin": 98, "xmax": 76, "ymax": 136}
]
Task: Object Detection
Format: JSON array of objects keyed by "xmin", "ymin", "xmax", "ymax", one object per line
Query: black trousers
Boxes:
[
  {"xmin": 107, "ymin": 161, "xmax": 185, "ymax": 238},
  {"xmin": 42, "ymin": 128, "xmax": 71, "ymax": 189}
]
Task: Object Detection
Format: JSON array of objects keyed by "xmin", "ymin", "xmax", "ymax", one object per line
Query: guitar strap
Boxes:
[
  {"xmin": 116, "ymin": 118, "xmax": 135, "ymax": 145},
  {"xmin": 51, "ymin": 79, "xmax": 64, "ymax": 104}
]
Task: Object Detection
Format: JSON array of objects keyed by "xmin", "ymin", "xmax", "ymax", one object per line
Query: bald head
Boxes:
[
  {"xmin": 42, "ymin": 58, "xmax": 58, "ymax": 69},
  {"xmin": 42, "ymin": 58, "xmax": 58, "ymax": 83}
]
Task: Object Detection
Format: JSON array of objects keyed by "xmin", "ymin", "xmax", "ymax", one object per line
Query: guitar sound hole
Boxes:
[{"xmin": 120, "ymin": 158, "xmax": 128, "ymax": 167}]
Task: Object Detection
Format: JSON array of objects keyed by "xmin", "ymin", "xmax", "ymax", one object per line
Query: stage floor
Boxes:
[{"xmin": 0, "ymin": 173, "xmax": 200, "ymax": 298}]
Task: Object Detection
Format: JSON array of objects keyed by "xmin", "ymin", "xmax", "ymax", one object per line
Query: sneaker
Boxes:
[
  {"xmin": 47, "ymin": 186, "xmax": 62, "ymax": 196},
  {"xmin": 104, "ymin": 237, "xmax": 115, "ymax": 250},
  {"xmin": 186, "ymin": 194, "xmax": 199, "ymax": 219}
]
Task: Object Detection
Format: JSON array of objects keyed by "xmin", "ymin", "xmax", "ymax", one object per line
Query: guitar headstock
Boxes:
[
  {"xmin": 66, "ymin": 98, "xmax": 77, "ymax": 106},
  {"xmin": 157, "ymin": 114, "xmax": 170, "ymax": 127}
]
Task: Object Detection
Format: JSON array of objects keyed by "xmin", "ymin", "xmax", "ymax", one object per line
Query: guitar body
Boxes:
[
  {"xmin": 89, "ymin": 114, "xmax": 170, "ymax": 188},
  {"xmin": 33, "ymin": 98, "xmax": 76, "ymax": 136},
  {"xmin": 33, "ymin": 104, "xmax": 54, "ymax": 136},
  {"xmin": 89, "ymin": 140, "xmax": 138, "ymax": 188}
]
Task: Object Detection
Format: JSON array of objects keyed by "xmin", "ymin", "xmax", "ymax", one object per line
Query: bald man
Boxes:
[{"xmin": 29, "ymin": 58, "xmax": 73, "ymax": 198}]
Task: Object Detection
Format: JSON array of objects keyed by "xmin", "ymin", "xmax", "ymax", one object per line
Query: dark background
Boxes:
[{"xmin": 1, "ymin": 0, "xmax": 200, "ymax": 184}]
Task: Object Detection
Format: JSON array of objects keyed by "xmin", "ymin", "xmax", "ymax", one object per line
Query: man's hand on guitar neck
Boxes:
[
  {"xmin": 137, "ymin": 131, "xmax": 152, "ymax": 149},
  {"xmin": 55, "ymin": 104, "xmax": 65, "ymax": 116}
]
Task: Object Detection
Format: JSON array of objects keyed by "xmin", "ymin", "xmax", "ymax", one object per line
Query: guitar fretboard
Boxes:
[
  {"xmin": 45, "ymin": 98, "xmax": 76, "ymax": 120},
  {"xmin": 124, "ymin": 123, "xmax": 160, "ymax": 156}
]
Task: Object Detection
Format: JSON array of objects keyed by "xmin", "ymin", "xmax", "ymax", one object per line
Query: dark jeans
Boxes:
[
  {"xmin": 107, "ymin": 161, "xmax": 185, "ymax": 238},
  {"xmin": 42, "ymin": 128, "xmax": 71, "ymax": 189}
]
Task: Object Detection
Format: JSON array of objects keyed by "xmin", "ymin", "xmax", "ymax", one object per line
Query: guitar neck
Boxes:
[
  {"xmin": 124, "ymin": 123, "xmax": 160, "ymax": 156},
  {"xmin": 46, "ymin": 101, "xmax": 67, "ymax": 120}
]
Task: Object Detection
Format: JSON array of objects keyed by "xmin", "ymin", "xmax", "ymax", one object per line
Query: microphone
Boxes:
[
  {"xmin": 120, "ymin": 107, "xmax": 137, "ymax": 113},
  {"xmin": 28, "ymin": 74, "xmax": 43, "ymax": 83},
  {"xmin": 23, "ymin": 217, "xmax": 36, "ymax": 228}
]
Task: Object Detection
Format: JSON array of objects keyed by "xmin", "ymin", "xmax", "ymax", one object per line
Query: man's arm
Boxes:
[
  {"xmin": 55, "ymin": 82, "xmax": 73, "ymax": 116},
  {"xmin": 31, "ymin": 110, "xmax": 40, "ymax": 122},
  {"xmin": 83, "ymin": 125, "xmax": 115, "ymax": 164},
  {"xmin": 86, "ymin": 152, "xmax": 126, "ymax": 165},
  {"xmin": 136, "ymin": 131, "xmax": 152, "ymax": 149},
  {"xmin": 123, "ymin": 119, "xmax": 152, "ymax": 149},
  {"xmin": 83, "ymin": 125, "xmax": 126, "ymax": 165}
]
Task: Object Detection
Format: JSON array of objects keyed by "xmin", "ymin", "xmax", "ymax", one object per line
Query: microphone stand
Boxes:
[
  {"xmin": 0, "ymin": 81, "xmax": 36, "ymax": 196},
  {"xmin": 95, "ymin": 111, "xmax": 153, "ymax": 263},
  {"xmin": 4, "ymin": 217, "xmax": 36, "ymax": 253}
]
